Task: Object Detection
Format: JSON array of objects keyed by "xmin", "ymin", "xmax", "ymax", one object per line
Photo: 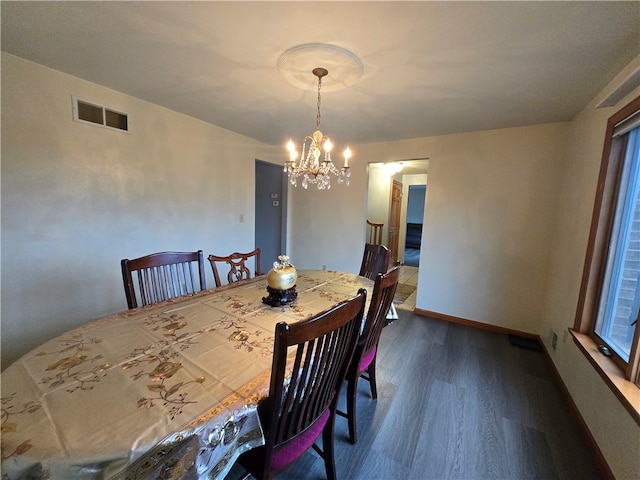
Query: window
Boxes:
[
  {"xmin": 575, "ymin": 95, "xmax": 640, "ymax": 390},
  {"xmin": 595, "ymin": 125, "xmax": 639, "ymax": 362}
]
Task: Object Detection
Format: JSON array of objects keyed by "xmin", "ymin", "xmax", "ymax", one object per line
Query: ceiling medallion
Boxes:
[{"xmin": 277, "ymin": 43, "xmax": 363, "ymax": 92}]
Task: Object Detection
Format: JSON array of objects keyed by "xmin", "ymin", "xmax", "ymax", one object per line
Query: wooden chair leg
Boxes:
[
  {"xmin": 368, "ymin": 355, "xmax": 378, "ymax": 399},
  {"xmin": 347, "ymin": 374, "xmax": 359, "ymax": 444},
  {"xmin": 322, "ymin": 414, "xmax": 338, "ymax": 480}
]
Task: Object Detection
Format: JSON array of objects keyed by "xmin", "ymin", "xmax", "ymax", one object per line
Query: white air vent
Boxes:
[
  {"xmin": 597, "ymin": 66, "xmax": 640, "ymax": 109},
  {"xmin": 72, "ymin": 96, "xmax": 130, "ymax": 133}
]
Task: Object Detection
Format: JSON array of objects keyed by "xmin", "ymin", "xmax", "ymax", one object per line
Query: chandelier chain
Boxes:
[{"xmin": 316, "ymin": 75, "xmax": 322, "ymax": 131}]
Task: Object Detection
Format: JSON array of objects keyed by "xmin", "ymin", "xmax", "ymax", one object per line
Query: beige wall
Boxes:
[
  {"xmin": 1, "ymin": 53, "xmax": 281, "ymax": 368},
  {"xmin": 354, "ymin": 124, "xmax": 568, "ymax": 333},
  {"xmin": 3, "ymin": 50, "xmax": 639, "ymax": 477},
  {"xmin": 287, "ymin": 152, "xmax": 368, "ymax": 272},
  {"xmin": 366, "ymin": 164, "xmax": 392, "ymax": 243}
]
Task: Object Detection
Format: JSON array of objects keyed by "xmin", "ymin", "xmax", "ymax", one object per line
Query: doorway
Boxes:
[
  {"xmin": 366, "ymin": 160, "xmax": 428, "ymax": 311},
  {"xmin": 365, "ymin": 160, "xmax": 429, "ymax": 259},
  {"xmin": 255, "ymin": 160, "xmax": 287, "ymax": 273}
]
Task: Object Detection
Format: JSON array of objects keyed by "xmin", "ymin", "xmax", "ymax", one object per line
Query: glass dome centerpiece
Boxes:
[{"xmin": 262, "ymin": 255, "xmax": 298, "ymax": 307}]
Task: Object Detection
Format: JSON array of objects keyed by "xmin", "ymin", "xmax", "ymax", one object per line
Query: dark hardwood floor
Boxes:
[{"xmin": 226, "ymin": 310, "xmax": 601, "ymax": 480}]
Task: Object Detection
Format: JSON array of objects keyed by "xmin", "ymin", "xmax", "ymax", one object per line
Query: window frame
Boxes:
[{"xmin": 575, "ymin": 95, "xmax": 640, "ymax": 392}]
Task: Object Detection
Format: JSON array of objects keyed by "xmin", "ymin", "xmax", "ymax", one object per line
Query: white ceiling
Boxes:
[{"xmin": 2, "ymin": 1, "xmax": 639, "ymax": 149}]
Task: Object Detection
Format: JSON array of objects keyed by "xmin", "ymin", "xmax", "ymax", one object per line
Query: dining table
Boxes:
[{"xmin": 0, "ymin": 269, "xmax": 373, "ymax": 480}]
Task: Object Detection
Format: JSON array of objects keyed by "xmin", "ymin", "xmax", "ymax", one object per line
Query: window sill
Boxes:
[{"xmin": 571, "ymin": 330, "xmax": 640, "ymax": 425}]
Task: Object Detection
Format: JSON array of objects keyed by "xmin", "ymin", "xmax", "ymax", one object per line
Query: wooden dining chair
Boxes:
[
  {"xmin": 366, "ymin": 219, "xmax": 384, "ymax": 245},
  {"xmin": 358, "ymin": 243, "xmax": 391, "ymax": 280},
  {"xmin": 237, "ymin": 290, "xmax": 367, "ymax": 480},
  {"xmin": 208, "ymin": 248, "xmax": 262, "ymax": 287},
  {"xmin": 338, "ymin": 265, "xmax": 401, "ymax": 444},
  {"xmin": 120, "ymin": 250, "xmax": 206, "ymax": 309}
]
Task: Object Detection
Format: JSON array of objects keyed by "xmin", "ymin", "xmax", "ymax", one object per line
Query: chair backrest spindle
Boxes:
[{"xmin": 366, "ymin": 220, "xmax": 384, "ymax": 245}]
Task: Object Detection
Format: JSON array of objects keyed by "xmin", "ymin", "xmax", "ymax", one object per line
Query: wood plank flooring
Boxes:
[{"xmin": 225, "ymin": 310, "xmax": 601, "ymax": 480}]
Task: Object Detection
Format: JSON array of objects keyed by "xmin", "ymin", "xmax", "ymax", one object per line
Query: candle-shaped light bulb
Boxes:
[
  {"xmin": 324, "ymin": 138, "xmax": 332, "ymax": 152},
  {"xmin": 343, "ymin": 147, "xmax": 352, "ymax": 167},
  {"xmin": 286, "ymin": 139, "xmax": 298, "ymax": 162}
]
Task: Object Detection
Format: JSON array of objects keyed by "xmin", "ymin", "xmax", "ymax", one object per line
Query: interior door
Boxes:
[
  {"xmin": 255, "ymin": 160, "xmax": 287, "ymax": 273},
  {"xmin": 388, "ymin": 179, "xmax": 403, "ymax": 265}
]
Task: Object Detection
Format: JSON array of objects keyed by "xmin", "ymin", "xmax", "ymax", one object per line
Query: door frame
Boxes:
[{"xmin": 388, "ymin": 179, "xmax": 403, "ymax": 265}]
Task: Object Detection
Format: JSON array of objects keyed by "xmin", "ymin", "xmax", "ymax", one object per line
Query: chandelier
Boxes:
[{"xmin": 284, "ymin": 67, "xmax": 352, "ymax": 189}]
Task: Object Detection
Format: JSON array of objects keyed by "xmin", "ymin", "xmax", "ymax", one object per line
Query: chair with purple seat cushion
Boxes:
[
  {"xmin": 359, "ymin": 243, "xmax": 391, "ymax": 281},
  {"xmin": 338, "ymin": 264, "xmax": 401, "ymax": 444},
  {"xmin": 237, "ymin": 290, "xmax": 367, "ymax": 480}
]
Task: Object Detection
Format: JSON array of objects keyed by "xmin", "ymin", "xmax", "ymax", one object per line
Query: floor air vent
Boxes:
[{"xmin": 508, "ymin": 334, "xmax": 542, "ymax": 351}]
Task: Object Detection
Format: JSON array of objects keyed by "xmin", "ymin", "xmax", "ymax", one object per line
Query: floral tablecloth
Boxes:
[{"xmin": 1, "ymin": 270, "xmax": 372, "ymax": 480}]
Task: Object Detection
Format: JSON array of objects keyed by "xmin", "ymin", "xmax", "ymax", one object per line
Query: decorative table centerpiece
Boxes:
[{"xmin": 262, "ymin": 255, "xmax": 298, "ymax": 307}]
